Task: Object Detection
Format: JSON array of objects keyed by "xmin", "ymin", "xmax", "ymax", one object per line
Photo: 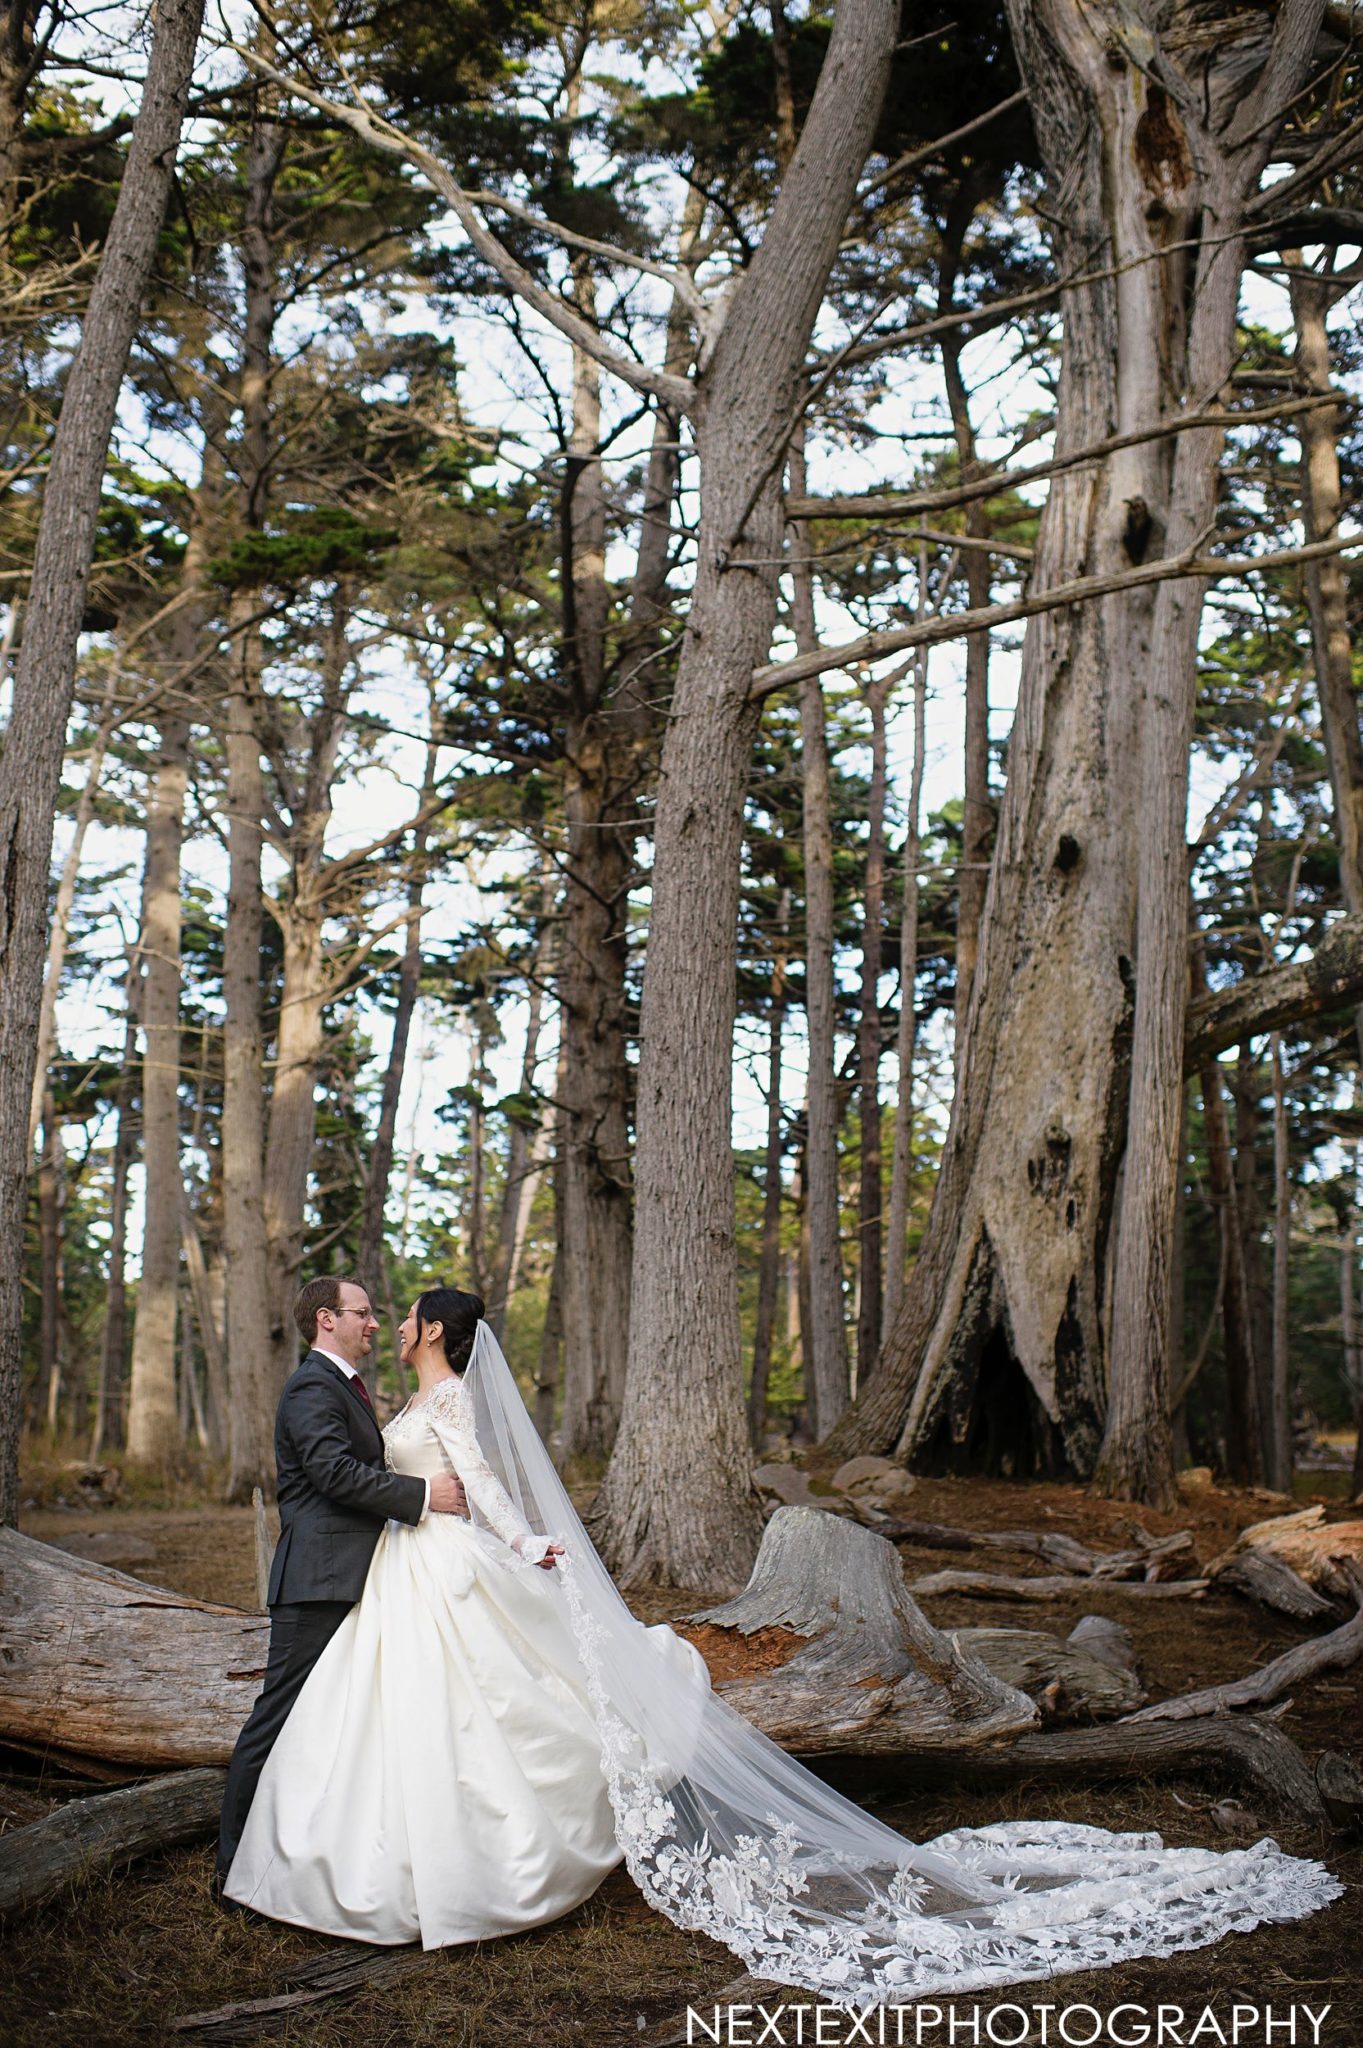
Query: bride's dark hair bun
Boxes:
[{"xmin": 415, "ymin": 1286, "xmax": 485, "ymax": 1373}]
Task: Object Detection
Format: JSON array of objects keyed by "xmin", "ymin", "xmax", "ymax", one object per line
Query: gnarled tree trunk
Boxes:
[
  {"xmin": 824, "ymin": 0, "xmax": 1324, "ymax": 1510},
  {"xmin": 594, "ymin": 0, "xmax": 899, "ymax": 1588}
]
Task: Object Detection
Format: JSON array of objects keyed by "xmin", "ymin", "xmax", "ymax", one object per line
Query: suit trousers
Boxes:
[{"xmin": 216, "ymin": 1598, "xmax": 352, "ymax": 1881}]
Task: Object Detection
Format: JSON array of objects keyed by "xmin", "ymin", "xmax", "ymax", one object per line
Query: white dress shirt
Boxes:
[{"xmin": 313, "ymin": 1343, "xmax": 430, "ymax": 1519}]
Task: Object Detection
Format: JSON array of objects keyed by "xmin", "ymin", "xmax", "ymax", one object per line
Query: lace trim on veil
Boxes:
[
  {"xmin": 460, "ymin": 1322, "xmax": 1341, "ymax": 2012},
  {"xmin": 559, "ymin": 1561, "xmax": 1339, "ymax": 2004}
]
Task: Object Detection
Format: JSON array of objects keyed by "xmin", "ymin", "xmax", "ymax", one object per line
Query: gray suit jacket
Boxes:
[{"xmin": 266, "ymin": 1350, "xmax": 426, "ymax": 1606}]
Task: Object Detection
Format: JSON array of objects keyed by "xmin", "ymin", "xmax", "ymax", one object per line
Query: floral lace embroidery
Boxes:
[
  {"xmin": 384, "ymin": 1378, "xmax": 545, "ymax": 1567},
  {"xmin": 555, "ymin": 1562, "xmax": 1342, "ymax": 2009}
]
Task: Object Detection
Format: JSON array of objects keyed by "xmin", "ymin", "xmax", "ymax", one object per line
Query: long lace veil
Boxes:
[{"xmin": 464, "ymin": 1321, "xmax": 1339, "ymax": 2008}]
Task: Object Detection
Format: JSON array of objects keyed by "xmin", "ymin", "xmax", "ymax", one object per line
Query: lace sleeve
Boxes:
[{"xmin": 424, "ymin": 1376, "xmax": 551, "ymax": 1563}]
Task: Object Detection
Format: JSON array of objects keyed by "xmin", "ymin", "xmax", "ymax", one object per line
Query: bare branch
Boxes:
[
  {"xmin": 787, "ymin": 393, "xmax": 1344, "ymax": 526},
  {"xmin": 232, "ymin": 49, "xmax": 693, "ymax": 414},
  {"xmin": 750, "ymin": 531, "xmax": 1363, "ymax": 699}
]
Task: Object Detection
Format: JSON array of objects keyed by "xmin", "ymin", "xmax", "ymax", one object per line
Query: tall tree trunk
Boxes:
[
  {"xmin": 790, "ymin": 432, "xmax": 850, "ymax": 1438},
  {"xmin": 355, "ymin": 708, "xmax": 438, "ymax": 1385},
  {"xmin": 35, "ymin": 1088, "xmax": 60, "ymax": 1432},
  {"xmin": 488, "ymin": 893, "xmax": 554, "ymax": 1343},
  {"xmin": 1192, "ymin": 938, "xmax": 1263, "ymax": 1483},
  {"xmin": 0, "ymin": 0, "xmax": 204, "ymax": 1524},
  {"xmin": 125, "ymin": 703, "xmax": 191, "ymax": 1463},
  {"xmin": 557, "ymin": 287, "xmax": 636, "ymax": 1462},
  {"xmin": 750, "ymin": 887, "xmax": 790, "ymax": 1447},
  {"xmin": 939, "ymin": 190, "xmax": 994, "ymax": 1037},
  {"xmin": 221, "ymin": 595, "xmax": 274, "ymax": 1499},
  {"xmin": 825, "ymin": 0, "xmax": 1323, "ymax": 1511},
  {"xmin": 535, "ymin": 1251, "xmax": 563, "ymax": 1447},
  {"xmin": 855, "ymin": 672, "xmax": 890, "ymax": 1381},
  {"xmin": 222, "ymin": 58, "xmax": 285, "ymax": 1494},
  {"xmin": 91, "ymin": 1000, "xmax": 137, "ymax": 1459},
  {"xmin": 1232, "ymin": 1047, "xmax": 1276, "ymax": 1474},
  {"xmin": 593, "ymin": 0, "xmax": 898, "ymax": 1587},
  {"xmin": 28, "ymin": 679, "xmax": 120, "ymax": 1151},
  {"xmin": 1290, "ymin": 264, "xmax": 1363, "ymax": 1061},
  {"xmin": 263, "ymin": 600, "xmax": 347, "ymax": 1398},
  {"xmin": 1268, "ymin": 1029, "xmax": 1293, "ymax": 1492},
  {"xmin": 884, "ymin": 641, "xmax": 927, "ymax": 1333}
]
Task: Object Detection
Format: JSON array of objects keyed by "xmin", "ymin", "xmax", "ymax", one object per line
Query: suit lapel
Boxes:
[{"xmin": 307, "ymin": 1351, "xmax": 383, "ymax": 1454}]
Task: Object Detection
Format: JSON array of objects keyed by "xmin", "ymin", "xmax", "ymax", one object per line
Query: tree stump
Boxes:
[
  {"xmin": 0, "ymin": 1530, "xmax": 265, "ymax": 1768},
  {"xmin": 688, "ymin": 1506, "xmax": 1038, "ymax": 1754}
]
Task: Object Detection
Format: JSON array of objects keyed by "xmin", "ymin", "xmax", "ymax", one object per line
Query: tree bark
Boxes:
[
  {"xmin": 0, "ymin": 1530, "xmax": 267, "ymax": 1766},
  {"xmin": 749, "ymin": 888, "xmax": 790, "ymax": 1447},
  {"xmin": 790, "ymin": 432, "xmax": 850, "ymax": 1438},
  {"xmin": 854, "ymin": 671, "xmax": 889, "ymax": 1383},
  {"xmin": 0, "ymin": 1768, "xmax": 227, "ymax": 1921},
  {"xmin": 1192, "ymin": 937, "xmax": 1263, "ymax": 1482},
  {"xmin": 939, "ymin": 187, "xmax": 995, "ymax": 1036},
  {"xmin": 823, "ymin": 0, "xmax": 1325, "ymax": 1508},
  {"xmin": 28, "ymin": 677, "xmax": 120, "ymax": 1153},
  {"xmin": 0, "ymin": 0, "xmax": 204, "ymax": 1524},
  {"xmin": 35, "ymin": 1087, "xmax": 60, "ymax": 1432},
  {"xmin": 91, "ymin": 997, "xmax": 137, "ymax": 1458},
  {"xmin": 1291, "ymin": 263, "xmax": 1363, "ymax": 1060},
  {"xmin": 884, "ymin": 643, "xmax": 927, "ymax": 1333},
  {"xmin": 593, "ymin": 0, "xmax": 898, "ymax": 1588},
  {"xmin": 221, "ymin": 57, "xmax": 284, "ymax": 1496},
  {"xmin": 125, "ymin": 705, "xmax": 190, "ymax": 1464}
]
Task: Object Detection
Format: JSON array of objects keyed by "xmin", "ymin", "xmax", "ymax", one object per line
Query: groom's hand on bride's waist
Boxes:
[{"xmin": 428, "ymin": 1474, "xmax": 470, "ymax": 1516}]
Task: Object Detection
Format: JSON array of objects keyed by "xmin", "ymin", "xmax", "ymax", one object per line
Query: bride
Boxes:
[{"xmin": 225, "ymin": 1284, "xmax": 1341, "ymax": 2004}]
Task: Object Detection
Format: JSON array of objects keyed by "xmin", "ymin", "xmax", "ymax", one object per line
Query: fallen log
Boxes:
[
  {"xmin": 1207, "ymin": 1509, "xmax": 1363, "ymax": 1619},
  {"xmin": 1209, "ymin": 1549, "xmax": 1338, "ymax": 1622},
  {"xmin": 689, "ymin": 1507, "xmax": 1038, "ymax": 1755},
  {"xmin": 929, "ymin": 1717, "xmax": 1328, "ymax": 1821},
  {"xmin": 0, "ymin": 1529, "xmax": 265, "ymax": 1768},
  {"xmin": 170, "ymin": 1948, "xmax": 432, "ymax": 2041},
  {"xmin": 909, "ymin": 1569, "xmax": 1209, "ymax": 1602},
  {"xmin": 875, "ymin": 1518, "xmax": 1195, "ymax": 1581},
  {"xmin": 0, "ymin": 1768, "xmax": 226, "ymax": 1919},
  {"xmin": 1125, "ymin": 1594, "xmax": 1363, "ymax": 1723}
]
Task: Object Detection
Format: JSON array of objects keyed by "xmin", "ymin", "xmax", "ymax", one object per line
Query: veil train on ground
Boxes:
[{"xmin": 465, "ymin": 1321, "xmax": 1341, "ymax": 2008}]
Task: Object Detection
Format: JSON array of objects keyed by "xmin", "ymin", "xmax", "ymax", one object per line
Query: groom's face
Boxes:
[{"xmin": 317, "ymin": 1283, "xmax": 379, "ymax": 1368}]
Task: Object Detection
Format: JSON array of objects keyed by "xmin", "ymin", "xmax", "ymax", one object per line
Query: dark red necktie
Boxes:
[{"xmin": 351, "ymin": 1378, "xmax": 373, "ymax": 1409}]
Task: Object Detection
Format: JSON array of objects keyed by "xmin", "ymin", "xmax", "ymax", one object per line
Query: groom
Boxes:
[{"xmin": 216, "ymin": 1274, "xmax": 469, "ymax": 1888}]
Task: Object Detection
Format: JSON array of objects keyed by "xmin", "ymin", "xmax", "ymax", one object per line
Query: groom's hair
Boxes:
[
  {"xmin": 295, "ymin": 1274, "xmax": 367, "ymax": 1344},
  {"xmin": 414, "ymin": 1285, "xmax": 485, "ymax": 1373}
]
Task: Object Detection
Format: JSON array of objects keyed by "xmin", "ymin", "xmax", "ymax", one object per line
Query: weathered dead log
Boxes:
[
  {"xmin": 1125, "ymin": 1595, "xmax": 1363, "ymax": 1722},
  {"xmin": 1210, "ymin": 1549, "xmax": 1338, "ymax": 1621},
  {"xmin": 954, "ymin": 1619, "xmax": 1146, "ymax": 1720},
  {"xmin": 170, "ymin": 1948, "xmax": 432, "ymax": 2040},
  {"xmin": 0, "ymin": 1530, "xmax": 264, "ymax": 1767},
  {"xmin": 0, "ymin": 1768, "xmax": 226, "ymax": 1919},
  {"xmin": 875, "ymin": 1517, "xmax": 1195, "ymax": 1580},
  {"xmin": 1207, "ymin": 1509, "xmax": 1363, "ymax": 1619},
  {"xmin": 909, "ymin": 1569, "xmax": 1209, "ymax": 1602},
  {"xmin": 689, "ymin": 1506, "xmax": 1038, "ymax": 1754},
  {"xmin": 931, "ymin": 1717, "xmax": 1327, "ymax": 1820}
]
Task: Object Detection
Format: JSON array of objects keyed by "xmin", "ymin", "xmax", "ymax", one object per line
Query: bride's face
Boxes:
[{"xmin": 397, "ymin": 1303, "xmax": 419, "ymax": 1366}]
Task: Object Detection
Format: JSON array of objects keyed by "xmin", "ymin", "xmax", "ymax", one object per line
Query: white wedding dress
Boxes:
[
  {"xmin": 226, "ymin": 1372, "xmax": 704, "ymax": 1946},
  {"xmin": 226, "ymin": 1331, "xmax": 1343, "ymax": 2001}
]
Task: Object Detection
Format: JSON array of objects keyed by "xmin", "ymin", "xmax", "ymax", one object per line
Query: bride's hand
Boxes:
[{"xmin": 535, "ymin": 1543, "xmax": 566, "ymax": 1571}]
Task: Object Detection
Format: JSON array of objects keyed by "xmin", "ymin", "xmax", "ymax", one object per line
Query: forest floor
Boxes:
[{"xmin": 3, "ymin": 1470, "xmax": 1361, "ymax": 2048}]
